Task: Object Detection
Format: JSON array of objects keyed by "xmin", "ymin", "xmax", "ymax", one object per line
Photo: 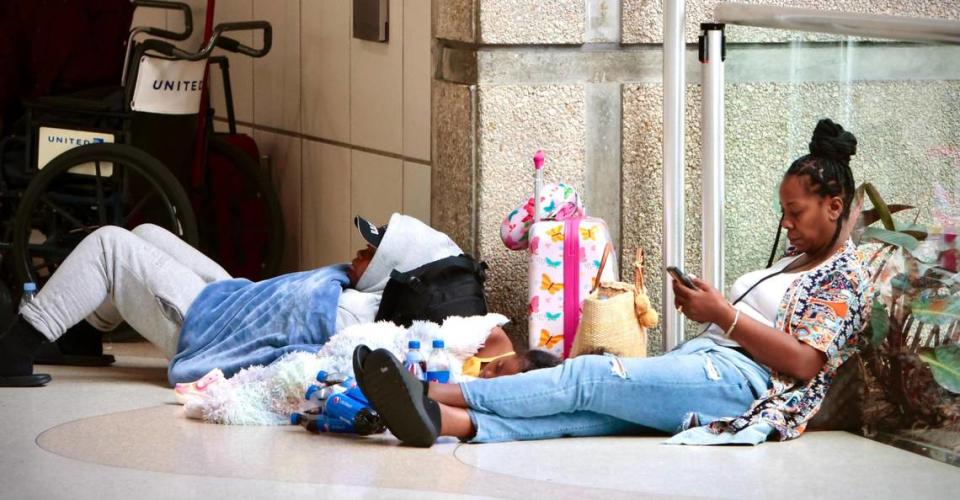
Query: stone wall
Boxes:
[{"xmin": 432, "ymin": 0, "xmax": 960, "ymax": 352}]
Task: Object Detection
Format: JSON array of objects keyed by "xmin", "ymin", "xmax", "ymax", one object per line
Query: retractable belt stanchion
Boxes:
[{"xmin": 699, "ymin": 23, "xmax": 726, "ymax": 294}]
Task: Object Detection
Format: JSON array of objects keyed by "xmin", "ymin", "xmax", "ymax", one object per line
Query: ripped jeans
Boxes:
[
  {"xmin": 460, "ymin": 337, "xmax": 771, "ymax": 442},
  {"xmin": 19, "ymin": 225, "xmax": 230, "ymax": 359}
]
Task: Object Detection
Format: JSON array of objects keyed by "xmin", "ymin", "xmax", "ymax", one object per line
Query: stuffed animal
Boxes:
[{"xmin": 178, "ymin": 314, "xmax": 508, "ymax": 425}]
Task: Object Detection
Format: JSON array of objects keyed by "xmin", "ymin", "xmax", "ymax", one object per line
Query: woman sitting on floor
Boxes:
[{"xmin": 353, "ymin": 118, "xmax": 875, "ymax": 446}]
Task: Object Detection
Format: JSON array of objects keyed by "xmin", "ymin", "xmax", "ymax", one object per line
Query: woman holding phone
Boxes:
[{"xmin": 353, "ymin": 119, "xmax": 874, "ymax": 447}]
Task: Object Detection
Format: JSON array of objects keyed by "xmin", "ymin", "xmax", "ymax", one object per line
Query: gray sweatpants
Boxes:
[{"xmin": 20, "ymin": 225, "xmax": 231, "ymax": 359}]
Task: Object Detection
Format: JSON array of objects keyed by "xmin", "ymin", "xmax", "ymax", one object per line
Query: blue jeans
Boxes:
[{"xmin": 460, "ymin": 337, "xmax": 771, "ymax": 443}]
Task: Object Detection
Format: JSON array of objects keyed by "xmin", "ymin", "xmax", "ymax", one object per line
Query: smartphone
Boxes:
[{"xmin": 666, "ymin": 266, "xmax": 697, "ymax": 289}]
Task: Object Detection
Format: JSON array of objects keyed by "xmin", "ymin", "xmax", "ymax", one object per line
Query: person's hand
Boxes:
[{"xmin": 672, "ymin": 275, "xmax": 735, "ymax": 325}]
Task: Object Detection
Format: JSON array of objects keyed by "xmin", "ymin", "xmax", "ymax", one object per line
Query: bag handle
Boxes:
[
  {"xmin": 389, "ymin": 269, "xmax": 426, "ymax": 292},
  {"xmin": 590, "ymin": 243, "xmax": 616, "ymax": 295},
  {"xmin": 633, "ymin": 248, "xmax": 646, "ymax": 292},
  {"xmin": 401, "ymin": 254, "xmax": 485, "ymax": 282}
]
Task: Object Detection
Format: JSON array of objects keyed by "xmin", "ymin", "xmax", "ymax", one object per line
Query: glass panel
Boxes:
[
  {"xmin": 722, "ymin": 24, "xmax": 960, "ymax": 459},
  {"xmin": 723, "ymin": 29, "xmax": 960, "ymax": 282}
]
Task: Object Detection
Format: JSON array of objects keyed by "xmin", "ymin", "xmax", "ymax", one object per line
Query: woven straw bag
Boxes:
[{"xmin": 570, "ymin": 244, "xmax": 659, "ymax": 358}]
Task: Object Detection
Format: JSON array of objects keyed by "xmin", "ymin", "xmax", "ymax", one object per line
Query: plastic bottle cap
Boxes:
[
  {"xmin": 408, "ymin": 340, "xmax": 421, "ymax": 349},
  {"xmin": 23, "ymin": 282, "xmax": 37, "ymax": 292},
  {"xmin": 305, "ymin": 385, "xmax": 319, "ymax": 400},
  {"xmin": 290, "ymin": 413, "xmax": 301, "ymax": 425},
  {"xmin": 316, "ymin": 370, "xmax": 328, "ymax": 382},
  {"xmin": 432, "ymin": 339, "xmax": 444, "ymax": 349},
  {"xmin": 533, "ymin": 150, "xmax": 545, "ymax": 170}
]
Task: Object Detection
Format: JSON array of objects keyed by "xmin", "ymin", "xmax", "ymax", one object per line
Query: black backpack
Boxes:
[{"xmin": 375, "ymin": 254, "xmax": 489, "ymax": 327}]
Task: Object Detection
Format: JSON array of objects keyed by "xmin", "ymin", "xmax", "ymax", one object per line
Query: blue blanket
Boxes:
[{"xmin": 168, "ymin": 265, "xmax": 350, "ymax": 385}]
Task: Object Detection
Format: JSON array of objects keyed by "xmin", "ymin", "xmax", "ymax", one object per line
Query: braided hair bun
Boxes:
[
  {"xmin": 809, "ymin": 118, "xmax": 857, "ymax": 166},
  {"xmin": 766, "ymin": 119, "xmax": 859, "ymax": 267}
]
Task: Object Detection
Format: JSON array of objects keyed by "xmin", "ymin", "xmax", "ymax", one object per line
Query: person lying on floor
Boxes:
[
  {"xmin": 173, "ymin": 315, "xmax": 560, "ymax": 425},
  {"xmin": 352, "ymin": 118, "xmax": 874, "ymax": 447},
  {"xmin": 0, "ymin": 213, "xmax": 463, "ymax": 387}
]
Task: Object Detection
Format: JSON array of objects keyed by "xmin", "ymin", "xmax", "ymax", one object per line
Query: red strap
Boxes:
[{"xmin": 190, "ymin": 0, "xmax": 217, "ymax": 189}]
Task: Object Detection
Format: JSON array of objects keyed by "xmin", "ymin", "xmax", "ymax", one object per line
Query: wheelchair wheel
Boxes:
[
  {"xmin": 201, "ymin": 135, "xmax": 284, "ymax": 279},
  {"xmin": 11, "ymin": 143, "xmax": 198, "ymax": 285}
]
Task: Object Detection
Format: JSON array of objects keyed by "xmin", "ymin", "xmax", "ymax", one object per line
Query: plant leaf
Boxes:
[
  {"xmin": 860, "ymin": 204, "xmax": 915, "ymax": 228},
  {"xmin": 862, "ymin": 227, "xmax": 919, "ymax": 252},
  {"xmin": 919, "ymin": 344, "xmax": 960, "ymax": 394},
  {"xmin": 894, "ymin": 222, "xmax": 928, "ymax": 241},
  {"xmin": 858, "ymin": 183, "xmax": 896, "ymax": 231},
  {"xmin": 869, "ymin": 299, "xmax": 889, "ymax": 345},
  {"xmin": 911, "ymin": 295, "xmax": 960, "ymax": 327}
]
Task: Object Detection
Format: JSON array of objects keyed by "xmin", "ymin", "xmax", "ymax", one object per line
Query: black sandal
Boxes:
[
  {"xmin": 357, "ymin": 348, "xmax": 440, "ymax": 447},
  {"xmin": 0, "ymin": 316, "xmax": 52, "ymax": 387},
  {"xmin": 33, "ymin": 344, "xmax": 116, "ymax": 367},
  {"xmin": 0, "ymin": 373, "xmax": 51, "ymax": 387},
  {"xmin": 33, "ymin": 323, "xmax": 115, "ymax": 367},
  {"xmin": 352, "ymin": 344, "xmax": 371, "ymax": 387}
]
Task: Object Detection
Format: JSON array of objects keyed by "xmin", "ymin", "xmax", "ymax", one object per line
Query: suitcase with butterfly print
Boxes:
[{"xmin": 527, "ymin": 153, "xmax": 617, "ymax": 358}]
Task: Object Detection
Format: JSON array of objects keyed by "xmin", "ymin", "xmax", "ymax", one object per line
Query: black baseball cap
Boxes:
[{"xmin": 354, "ymin": 216, "xmax": 387, "ymax": 248}]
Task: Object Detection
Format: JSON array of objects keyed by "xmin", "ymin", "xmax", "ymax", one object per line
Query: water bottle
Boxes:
[
  {"xmin": 324, "ymin": 393, "xmax": 385, "ymax": 436},
  {"xmin": 290, "ymin": 411, "xmax": 355, "ymax": 434},
  {"xmin": 301, "ymin": 385, "xmax": 333, "ymax": 414},
  {"xmin": 337, "ymin": 377, "xmax": 358, "ymax": 391},
  {"xmin": 426, "ymin": 339, "xmax": 451, "ymax": 383},
  {"xmin": 342, "ymin": 383, "xmax": 370, "ymax": 405},
  {"xmin": 403, "ymin": 340, "xmax": 427, "ymax": 381},
  {"xmin": 316, "ymin": 370, "xmax": 350, "ymax": 386},
  {"xmin": 20, "ymin": 282, "xmax": 37, "ymax": 311},
  {"xmin": 291, "ymin": 411, "xmax": 316, "ymax": 432}
]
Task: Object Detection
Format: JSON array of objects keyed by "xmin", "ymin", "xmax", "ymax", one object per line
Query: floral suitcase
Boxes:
[
  {"xmin": 522, "ymin": 152, "xmax": 618, "ymax": 357},
  {"xmin": 528, "ymin": 216, "xmax": 617, "ymax": 357}
]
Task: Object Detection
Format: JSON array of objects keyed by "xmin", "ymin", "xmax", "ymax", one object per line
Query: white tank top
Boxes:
[{"xmin": 702, "ymin": 255, "xmax": 804, "ymax": 347}]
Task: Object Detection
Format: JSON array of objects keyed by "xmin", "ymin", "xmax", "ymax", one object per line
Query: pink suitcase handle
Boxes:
[
  {"xmin": 533, "ymin": 150, "xmax": 544, "ymax": 224},
  {"xmin": 562, "ymin": 217, "xmax": 583, "ymax": 358}
]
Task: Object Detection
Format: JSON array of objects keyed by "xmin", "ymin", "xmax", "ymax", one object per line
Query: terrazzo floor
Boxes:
[{"xmin": 2, "ymin": 342, "xmax": 958, "ymax": 500}]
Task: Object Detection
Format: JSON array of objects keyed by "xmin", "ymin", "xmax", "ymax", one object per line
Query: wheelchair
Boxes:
[{"xmin": 0, "ymin": 0, "xmax": 283, "ymax": 297}]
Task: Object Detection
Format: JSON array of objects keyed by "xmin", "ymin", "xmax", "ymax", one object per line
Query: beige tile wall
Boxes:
[
  {"xmin": 302, "ymin": 141, "xmax": 352, "ymax": 267},
  {"xmin": 130, "ymin": 5, "xmax": 169, "ymax": 39},
  {"xmin": 301, "ymin": 0, "xmax": 351, "ymax": 143},
  {"xmin": 402, "ymin": 0, "xmax": 432, "ymax": 161},
  {"xmin": 350, "ymin": 0, "xmax": 405, "ymax": 154},
  {"xmin": 252, "ymin": 130, "xmax": 302, "ymax": 272},
  {"xmin": 402, "ymin": 162, "xmax": 432, "ymax": 224},
  {"xmin": 349, "ymin": 151, "xmax": 405, "ymax": 252},
  {"xmin": 253, "ymin": 0, "xmax": 301, "ymax": 132}
]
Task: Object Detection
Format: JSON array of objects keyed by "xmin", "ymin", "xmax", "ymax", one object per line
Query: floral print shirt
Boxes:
[{"xmin": 676, "ymin": 240, "xmax": 874, "ymax": 443}]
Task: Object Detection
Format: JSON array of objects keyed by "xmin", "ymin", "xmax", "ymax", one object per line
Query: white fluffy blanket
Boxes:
[{"xmin": 183, "ymin": 314, "xmax": 508, "ymax": 425}]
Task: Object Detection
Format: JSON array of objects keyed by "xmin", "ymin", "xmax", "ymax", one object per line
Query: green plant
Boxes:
[{"xmin": 855, "ymin": 183, "xmax": 960, "ymax": 432}]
